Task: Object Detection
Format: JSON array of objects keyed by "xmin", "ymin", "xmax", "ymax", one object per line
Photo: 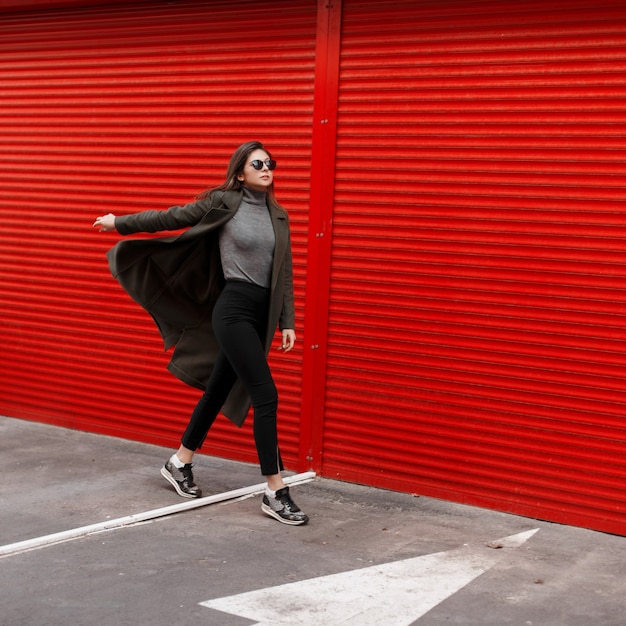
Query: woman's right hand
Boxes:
[{"xmin": 93, "ymin": 213, "xmax": 117, "ymax": 232}]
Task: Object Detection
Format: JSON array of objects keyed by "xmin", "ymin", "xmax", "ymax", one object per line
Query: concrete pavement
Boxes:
[{"xmin": 1, "ymin": 415, "xmax": 624, "ymax": 625}]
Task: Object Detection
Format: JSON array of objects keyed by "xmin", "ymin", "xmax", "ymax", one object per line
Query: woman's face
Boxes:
[{"xmin": 239, "ymin": 149, "xmax": 274, "ymax": 192}]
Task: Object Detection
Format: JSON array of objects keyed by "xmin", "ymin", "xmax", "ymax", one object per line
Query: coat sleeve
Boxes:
[{"xmin": 114, "ymin": 196, "xmax": 214, "ymax": 235}]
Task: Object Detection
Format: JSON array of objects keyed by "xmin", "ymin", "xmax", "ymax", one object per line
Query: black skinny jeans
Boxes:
[{"xmin": 181, "ymin": 281, "xmax": 283, "ymax": 476}]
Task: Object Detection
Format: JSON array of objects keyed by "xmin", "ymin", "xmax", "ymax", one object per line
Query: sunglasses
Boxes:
[{"xmin": 249, "ymin": 159, "xmax": 277, "ymax": 171}]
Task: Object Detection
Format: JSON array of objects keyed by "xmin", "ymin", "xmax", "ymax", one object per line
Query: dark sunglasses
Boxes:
[{"xmin": 249, "ymin": 159, "xmax": 277, "ymax": 171}]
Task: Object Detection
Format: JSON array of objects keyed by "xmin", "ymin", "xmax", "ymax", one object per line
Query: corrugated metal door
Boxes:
[
  {"xmin": 323, "ymin": 0, "xmax": 626, "ymax": 534},
  {"xmin": 0, "ymin": 0, "xmax": 317, "ymax": 468}
]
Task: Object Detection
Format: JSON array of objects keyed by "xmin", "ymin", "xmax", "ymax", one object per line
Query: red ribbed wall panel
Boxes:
[
  {"xmin": 323, "ymin": 0, "xmax": 626, "ymax": 534},
  {"xmin": 0, "ymin": 1, "xmax": 316, "ymax": 468}
]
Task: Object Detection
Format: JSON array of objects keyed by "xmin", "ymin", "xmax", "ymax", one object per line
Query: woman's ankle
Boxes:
[
  {"xmin": 176, "ymin": 445, "xmax": 195, "ymax": 465},
  {"xmin": 265, "ymin": 474, "xmax": 285, "ymax": 492}
]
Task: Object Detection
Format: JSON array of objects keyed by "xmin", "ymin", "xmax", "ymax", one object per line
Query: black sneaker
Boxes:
[
  {"xmin": 160, "ymin": 459, "xmax": 202, "ymax": 498},
  {"xmin": 261, "ymin": 486, "xmax": 309, "ymax": 525}
]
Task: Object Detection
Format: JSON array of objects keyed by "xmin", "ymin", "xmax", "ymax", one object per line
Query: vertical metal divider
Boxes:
[{"xmin": 297, "ymin": 0, "xmax": 343, "ymax": 473}]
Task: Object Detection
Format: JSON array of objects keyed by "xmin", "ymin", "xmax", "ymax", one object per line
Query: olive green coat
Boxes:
[{"xmin": 106, "ymin": 189, "xmax": 295, "ymax": 427}]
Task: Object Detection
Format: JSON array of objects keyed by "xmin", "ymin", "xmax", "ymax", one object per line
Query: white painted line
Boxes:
[
  {"xmin": 0, "ymin": 471, "xmax": 316, "ymax": 559},
  {"xmin": 200, "ymin": 529, "xmax": 539, "ymax": 625}
]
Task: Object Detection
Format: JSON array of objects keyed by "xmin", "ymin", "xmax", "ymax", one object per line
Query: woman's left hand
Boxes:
[{"xmin": 279, "ymin": 329, "xmax": 296, "ymax": 353}]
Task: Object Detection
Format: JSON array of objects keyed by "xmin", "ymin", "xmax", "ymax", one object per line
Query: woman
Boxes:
[{"xmin": 93, "ymin": 141, "xmax": 308, "ymax": 526}]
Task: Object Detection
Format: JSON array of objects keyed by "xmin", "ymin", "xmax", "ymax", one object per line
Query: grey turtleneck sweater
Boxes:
[{"xmin": 218, "ymin": 186, "xmax": 275, "ymax": 288}]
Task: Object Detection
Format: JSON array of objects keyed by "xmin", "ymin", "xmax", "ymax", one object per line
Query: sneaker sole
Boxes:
[
  {"xmin": 160, "ymin": 466, "xmax": 201, "ymax": 499},
  {"xmin": 261, "ymin": 502, "xmax": 309, "ymax": 526}
]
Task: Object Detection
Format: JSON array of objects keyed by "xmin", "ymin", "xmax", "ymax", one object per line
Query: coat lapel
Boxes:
[{"xmin": 269, "ymin": 205, "xmax": 288, "ymax": 291}]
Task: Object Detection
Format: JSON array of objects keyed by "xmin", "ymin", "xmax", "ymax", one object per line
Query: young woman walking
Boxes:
[{"xmin": 93, "ymin": 141, "xmax": 308, "ymax": 525}]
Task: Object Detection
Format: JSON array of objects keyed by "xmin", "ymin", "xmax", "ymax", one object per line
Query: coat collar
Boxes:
[{"xmin": 221, "ymin": 189, "xmax": 243, "ymax": 211}]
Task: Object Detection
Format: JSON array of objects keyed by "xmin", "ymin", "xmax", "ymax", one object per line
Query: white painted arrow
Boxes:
[{"xmin": 200, "ymin": 528, "xmax": 538, "ymax": 625}]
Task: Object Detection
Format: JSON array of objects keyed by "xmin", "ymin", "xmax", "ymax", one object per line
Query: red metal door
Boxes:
[
  {"xmin": 320, "ymin": 0, "xmax": 626, "ymax": 535},
  {"xmin": 0, "ymin": 0, "xmax": 317, "ymax": 469}
]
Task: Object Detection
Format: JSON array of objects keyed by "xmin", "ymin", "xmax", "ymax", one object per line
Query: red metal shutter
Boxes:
[
  {"xmin": 0, "ymin": 1, "xmax": 317, "ymax": 468},
  {"xmin": 323, "ymin": 0, "xmax": 626, "ymax": 534}
]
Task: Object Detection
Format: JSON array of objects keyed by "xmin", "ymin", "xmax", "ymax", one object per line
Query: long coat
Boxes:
[{"xmin": 106, "ymin": 188, "xmax": 295, "ymax": 427}]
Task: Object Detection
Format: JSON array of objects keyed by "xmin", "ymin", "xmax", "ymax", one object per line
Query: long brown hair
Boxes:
[{"xmin": 197, "ymin": 140, "xmax": 280, "ymax": 209}]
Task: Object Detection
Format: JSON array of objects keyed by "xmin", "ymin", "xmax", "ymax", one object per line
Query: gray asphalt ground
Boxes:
[{"xmin": 1, "ymin": 415, "xmax": 624, "ymax": 626}]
